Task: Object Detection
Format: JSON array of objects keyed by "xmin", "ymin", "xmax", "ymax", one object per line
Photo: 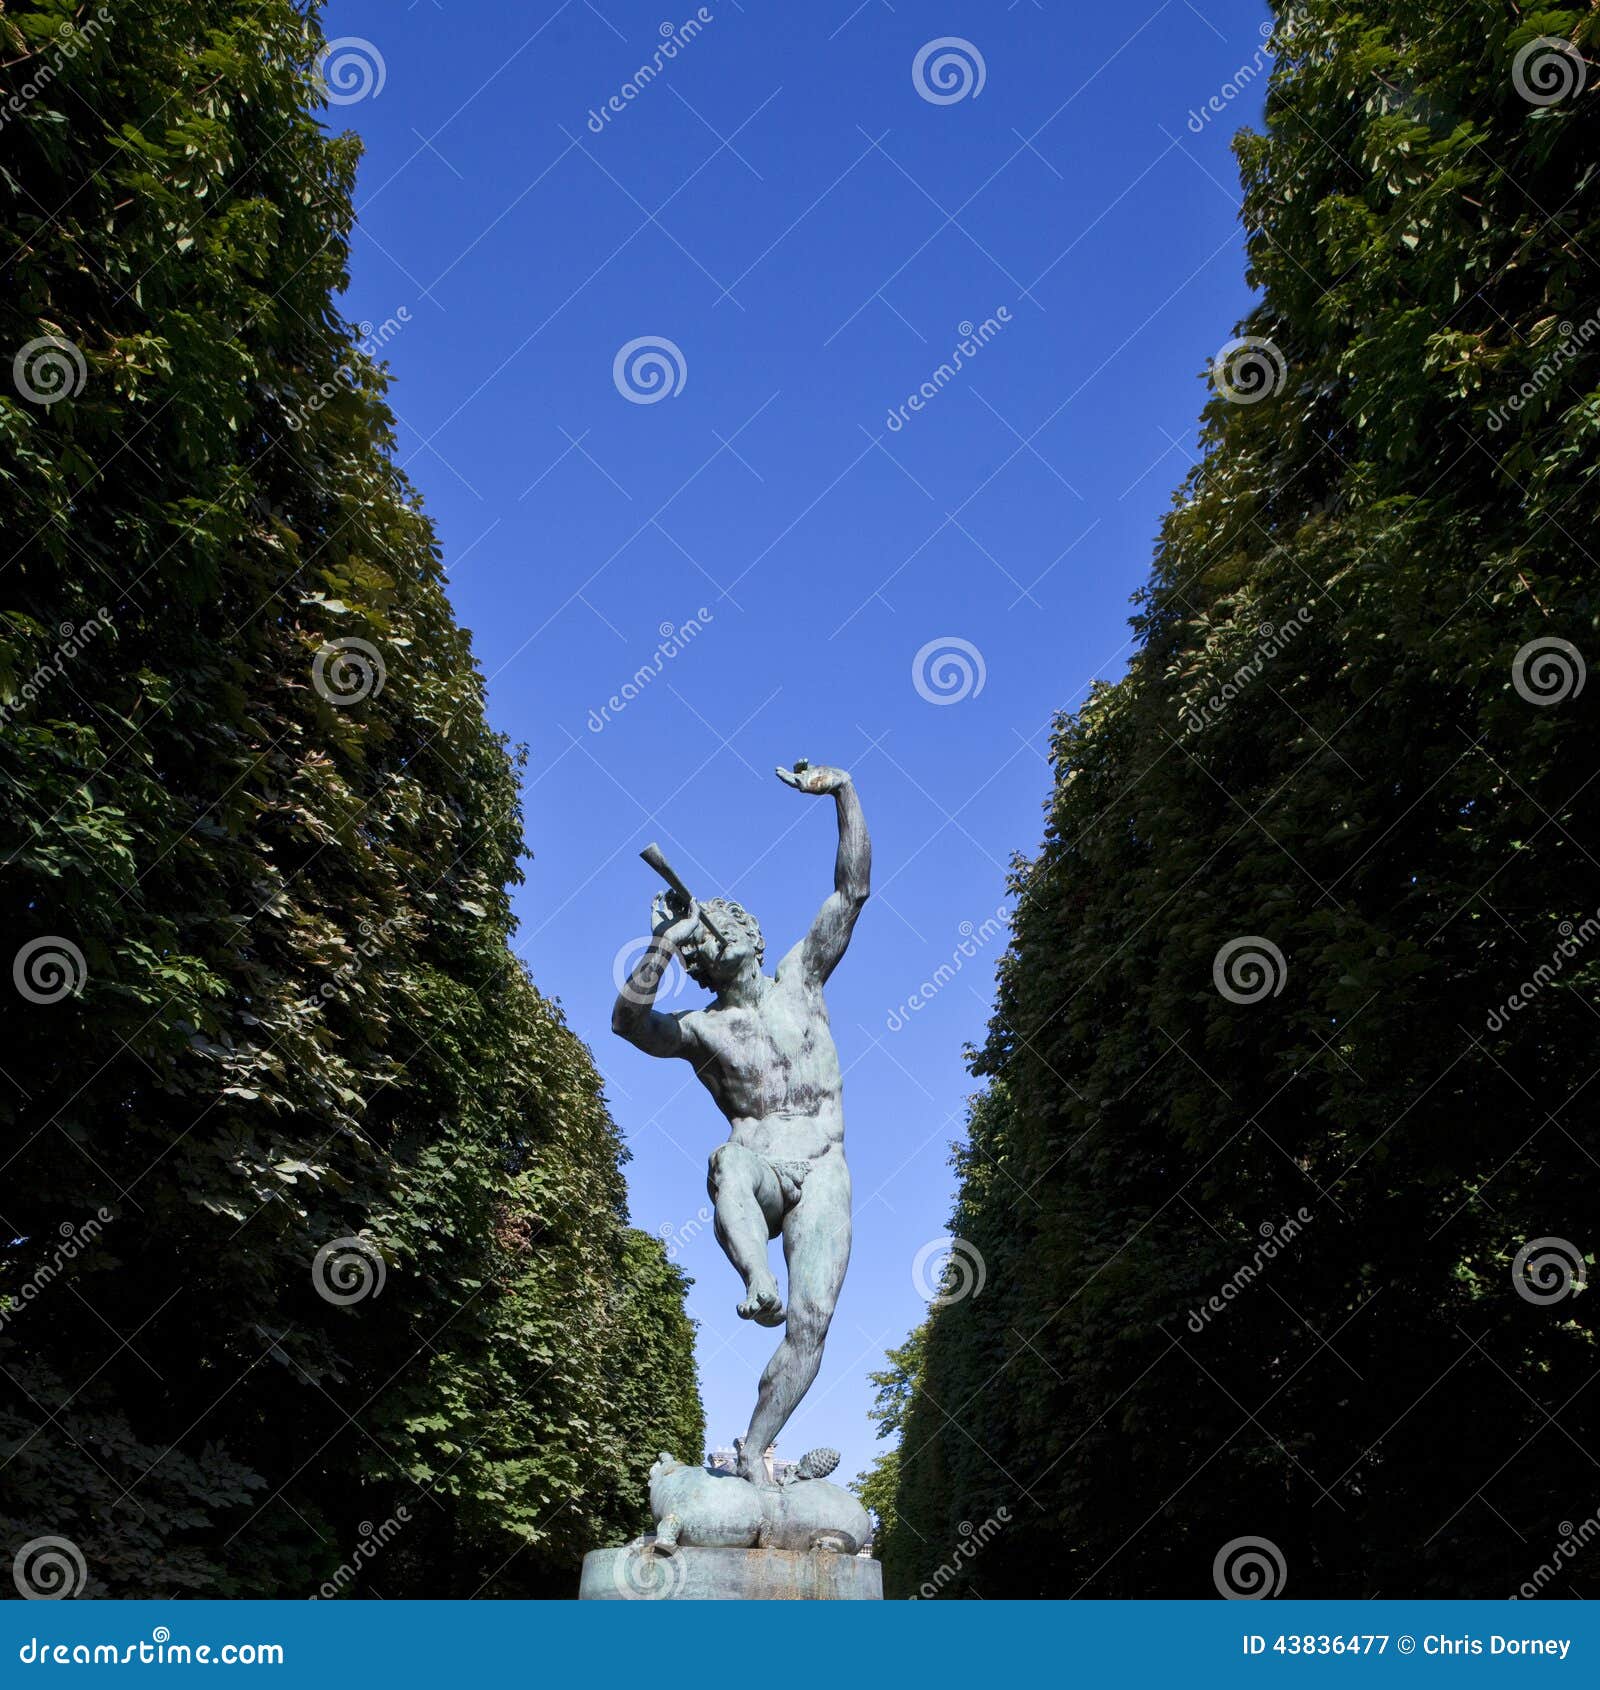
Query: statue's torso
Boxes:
[{"xmin": 684, "ymin": 971, "xmax": 844, "ymax": 1159}]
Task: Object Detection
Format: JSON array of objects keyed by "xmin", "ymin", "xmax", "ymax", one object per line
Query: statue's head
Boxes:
[{"xmin": 681, "ymin": 898, "xmax": 764, "ymax": 991}]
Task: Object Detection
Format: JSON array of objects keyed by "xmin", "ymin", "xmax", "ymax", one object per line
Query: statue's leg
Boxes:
[
  {"xmin": 707, "ymin": 1141, "xmax": 784, "ymax": 1326},
  {"xmin": 736, "ymin": 1152, "xmax": 852, "ymax": 1485}
]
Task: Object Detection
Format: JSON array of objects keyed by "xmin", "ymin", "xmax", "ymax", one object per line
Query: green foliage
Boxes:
[
  {"xmin": 592, "ymin": 1230, "xmax": 707, "ymax": 1531},
  {"xmin": 887, "ymin": 0, "xmax": 1599, "ymax": 1598},
  {"xmin": 852, "ymin": 1321, "xmax": 926, "ymax": 1559},
  {"xmin": 0, "ymin": 0, "xmax": 701, "ymax": 1595}
]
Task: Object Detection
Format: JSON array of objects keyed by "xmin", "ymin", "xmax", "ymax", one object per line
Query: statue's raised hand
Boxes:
[
  {"xmin": 775, "ymin": 760, "xmax": 851, "ymax": 796},
  {"xmin": 651, "ymin": 889, "xmax": 700, "ymax": 951}
]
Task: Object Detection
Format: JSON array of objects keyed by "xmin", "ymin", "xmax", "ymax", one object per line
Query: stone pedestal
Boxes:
[{"xmin": 579, "ymin": 1542, "xmax": 883, "ymax": 1601}]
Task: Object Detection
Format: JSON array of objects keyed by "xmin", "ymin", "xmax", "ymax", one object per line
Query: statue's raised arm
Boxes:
[
  {"xmin": 610, "ymin": 892, "xmax": 702, "ymax": 1059},
  {"xmin": 773, "ymin": 762, "xmax": 870, "ymax": 987}
]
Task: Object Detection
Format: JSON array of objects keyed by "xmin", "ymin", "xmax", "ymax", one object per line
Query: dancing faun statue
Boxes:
[{"xmin": 612, "ymin": 761, "xmax": 869, "ymax": 1493}]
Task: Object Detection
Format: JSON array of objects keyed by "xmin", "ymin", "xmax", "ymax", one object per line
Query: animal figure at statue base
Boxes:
[{"xmin": 647, "ymin": 1451, "xmax": 871, "ymax": 1556}]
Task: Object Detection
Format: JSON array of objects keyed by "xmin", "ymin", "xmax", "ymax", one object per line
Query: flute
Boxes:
[{"xmin": 639, "ymin": 841, "xmax": 728, "ymax": 945}]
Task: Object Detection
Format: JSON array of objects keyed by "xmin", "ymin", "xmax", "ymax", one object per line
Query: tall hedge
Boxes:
[
  {"xmin": 883, "ymin": 0, "xmax": 1599, "ymax": 1599},
  {"xmin": 0, "ymin": 0, "xmax": 700, "ymax": 1597}
]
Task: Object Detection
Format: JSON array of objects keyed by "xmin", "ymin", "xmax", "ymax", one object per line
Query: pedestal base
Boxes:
[{"xmin": 579, "ymin": 1542, "xmax": 883, "ymax": 1601}]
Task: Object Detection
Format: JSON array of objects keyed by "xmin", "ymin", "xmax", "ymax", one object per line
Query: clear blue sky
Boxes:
[{"xmin": 324, "ymin": 0, "xmax": 1270, "ymax": 1485}]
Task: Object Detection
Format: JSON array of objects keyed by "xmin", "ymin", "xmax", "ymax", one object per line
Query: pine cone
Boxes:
[{"xmin": 793, "ymin": 1447, "xmax": 840, "ymax": 1481}]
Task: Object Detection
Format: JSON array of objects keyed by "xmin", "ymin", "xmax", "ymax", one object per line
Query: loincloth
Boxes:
[{"xmin": 765, "ymin": 1156, "xmax": 815, "ymax": 1208}]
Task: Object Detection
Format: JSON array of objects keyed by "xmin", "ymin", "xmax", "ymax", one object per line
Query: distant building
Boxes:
[{"xmin": 705, "ymin": 1440, "xmax": 794, "ymax": 1485}]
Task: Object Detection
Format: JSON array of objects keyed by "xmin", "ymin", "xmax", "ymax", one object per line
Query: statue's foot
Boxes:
[
  {"xmin": 738, "ymin": 1453, "xmax": 773, "ymax": 1488},
  {"xmin": 736, "ymin": 1275, "xmax": 785, "ymax": 1328}
]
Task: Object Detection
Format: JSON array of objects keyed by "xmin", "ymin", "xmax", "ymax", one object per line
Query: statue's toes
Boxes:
[{"xmin": 738, "ymin": 1284, "xmax": 785, "ymax": 1325}]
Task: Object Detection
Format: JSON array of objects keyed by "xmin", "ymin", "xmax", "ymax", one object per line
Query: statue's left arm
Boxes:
[{"xmin": 774, "ymin": 763, "xmax": 870, "ymax": 986}]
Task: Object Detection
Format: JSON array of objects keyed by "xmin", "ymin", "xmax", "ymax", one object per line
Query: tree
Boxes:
[
  {"xmin": 852, "ymin": 1320, "xmax": 926, "ymax": 1561},
  {"xmin": 887, "ymin": 0, "xmax": 1599, "ymax": 1598},
  {"xmin": 0, "ymin": 0, "xmax": 701, "ymax": 1596}
]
